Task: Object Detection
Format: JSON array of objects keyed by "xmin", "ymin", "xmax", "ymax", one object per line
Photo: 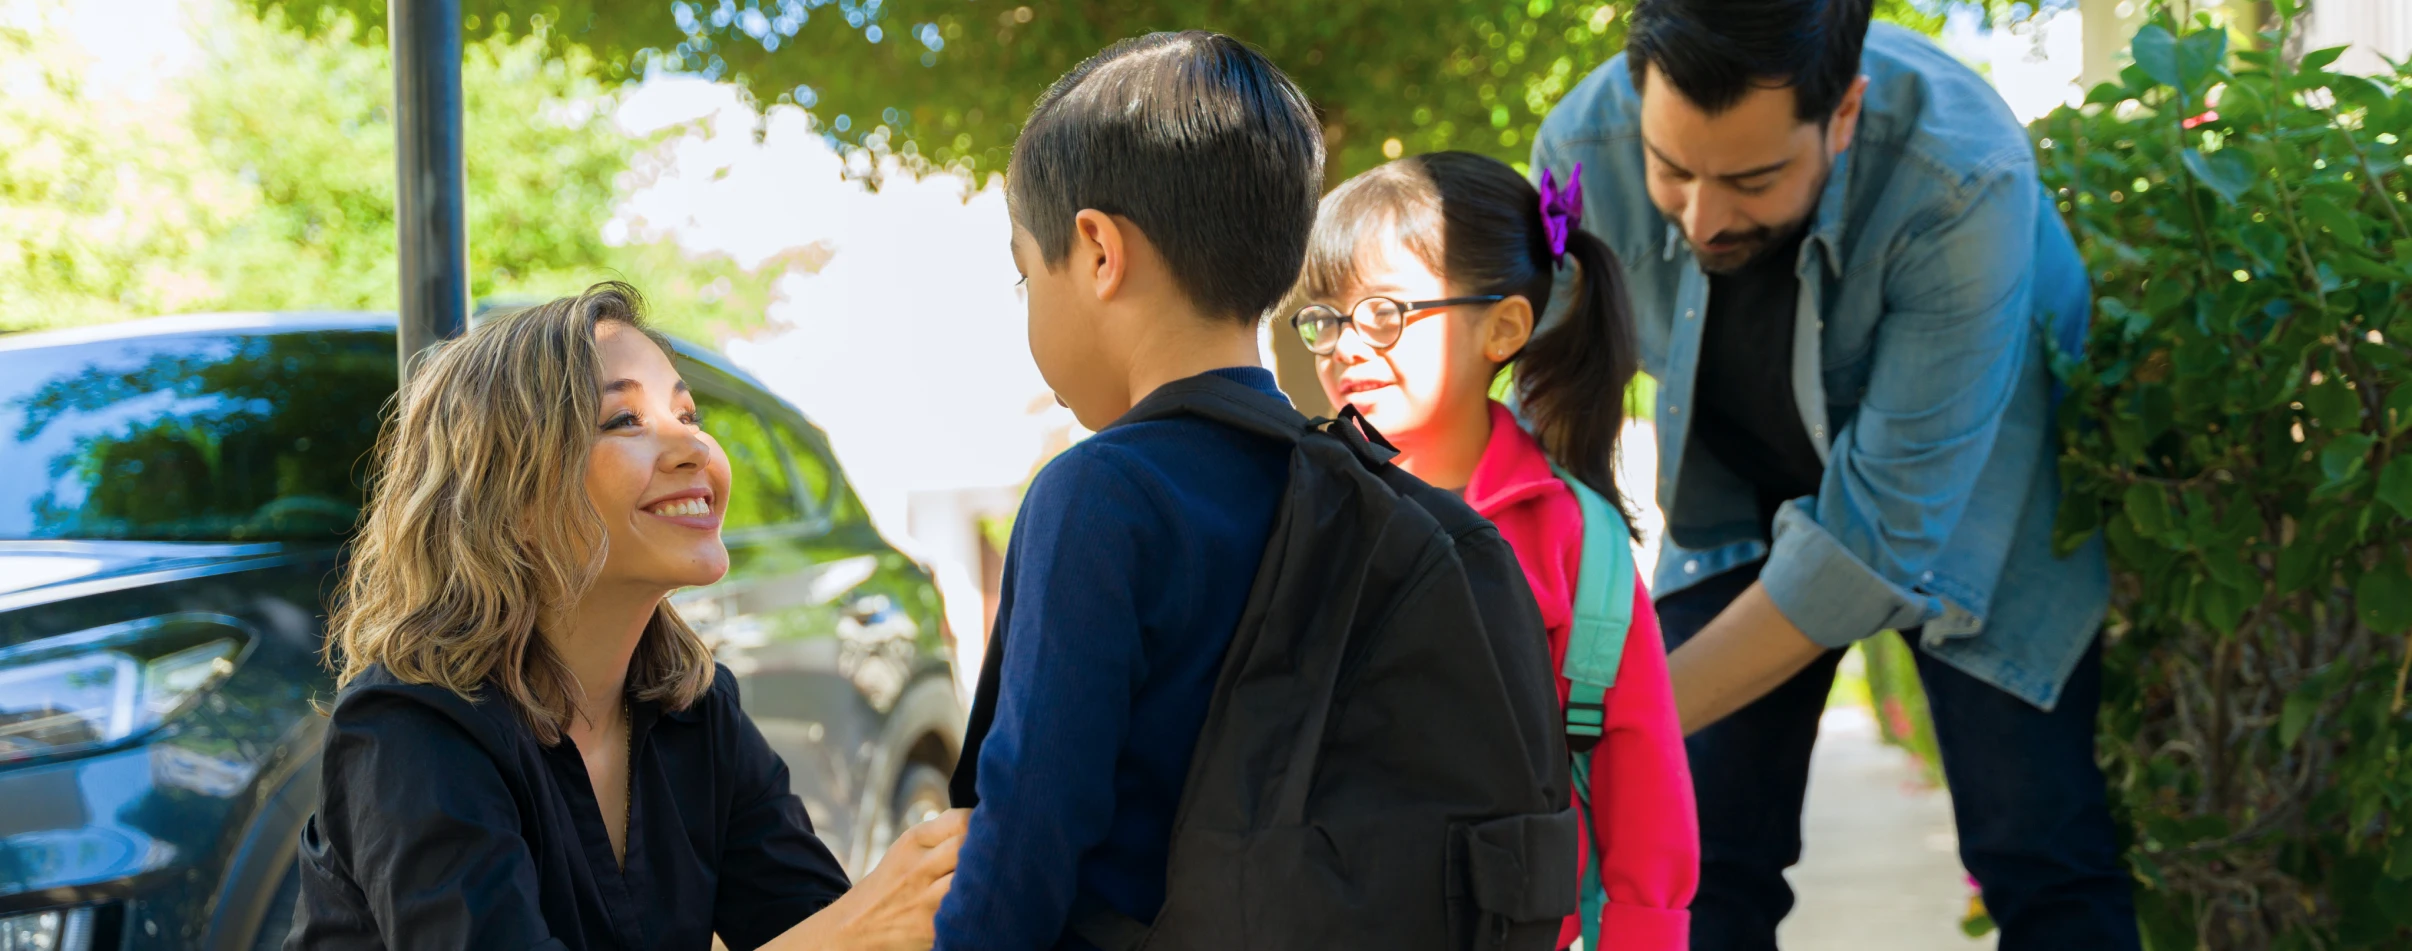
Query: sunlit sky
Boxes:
[
  {"xmin": 1944, "ymin": 6, "xmax": 2086, "ymax": 123},
  {"xmin": 49, "ymin": 0, "xmax": 196, "ymax": 100}
]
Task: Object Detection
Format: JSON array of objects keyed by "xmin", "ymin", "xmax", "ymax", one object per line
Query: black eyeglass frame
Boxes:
[{"xmin": 1288, "ymin": 295, "xmax": 1509, "ymax": 355}]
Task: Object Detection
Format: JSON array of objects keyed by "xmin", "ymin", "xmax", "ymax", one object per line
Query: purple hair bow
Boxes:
[{"xmin": 1538, "ymin": 163, "xmax": 1584, "ymax": 261}]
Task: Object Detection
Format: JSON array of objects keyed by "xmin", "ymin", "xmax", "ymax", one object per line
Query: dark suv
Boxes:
[{"xmin": 0, "ymin": 314, "xmax": 962, "ymax": 950}]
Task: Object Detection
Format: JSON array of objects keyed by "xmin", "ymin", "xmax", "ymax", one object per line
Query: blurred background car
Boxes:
[{"xmin": 0, "ymin": 313, "xmax": 961, "ymax": 951}]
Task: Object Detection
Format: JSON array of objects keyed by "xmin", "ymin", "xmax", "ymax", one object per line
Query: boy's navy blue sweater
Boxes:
[{"xmin": 933, "ymin": 367, "xmax": 1291, "ymax": 951}]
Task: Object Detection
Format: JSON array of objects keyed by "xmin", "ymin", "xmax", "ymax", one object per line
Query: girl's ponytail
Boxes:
[
  {"xmin": 1518, "ymin": 226, "xmax": 1643, "ymax": 542},
  {"xmin": 1289, "ymin": 151, "xmax": 1643, "ymax": 541}
]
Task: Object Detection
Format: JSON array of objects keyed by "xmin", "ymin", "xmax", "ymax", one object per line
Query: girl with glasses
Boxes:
[{"xmin": 1288, "ymin": 152, "xmax": 1698, "ymax": 950}]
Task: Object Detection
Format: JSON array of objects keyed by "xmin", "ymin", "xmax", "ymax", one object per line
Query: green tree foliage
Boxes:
[
  {"xmin": 2037, "ymin": 3, "xmax": 2412, "ymax": 946},
  {"xmin": 251, "ymin": 0, "xmax": 1997, "ymax": 410},
  {"xmin": 262, "ymin": 0, "xmax": 1986, "ymax": 181},
  {"xmin": 0, "ymin": 0, "xmax": 772, "ymax": 336}
]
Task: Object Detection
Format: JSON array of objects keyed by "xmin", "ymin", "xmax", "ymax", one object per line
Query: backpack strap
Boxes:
[
  {"xmin": 1554, "ymin": 466, "xmax": 1635, "ymax": 951},
  {"xmin": 1118, "ymin": 373, "xmax": 1309, "ymax": 440},
  {"xmin": 1554, "ymin": 466, "xmax": 1635, "ymax": 755},
  {"xmin": 1116, "ymin": 372, "xmax": 1399, "ymax": 468}
]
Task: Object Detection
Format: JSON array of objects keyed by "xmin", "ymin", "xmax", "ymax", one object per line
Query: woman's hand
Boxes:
[{"xmin": 765, "ymin": 809, "xmax": 969, "ymax": 951}]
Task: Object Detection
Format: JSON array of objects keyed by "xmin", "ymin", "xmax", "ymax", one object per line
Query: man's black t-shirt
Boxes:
[{"xmin": 1692, "ymin": 230, "xmax": 1828, "ymax": 529}]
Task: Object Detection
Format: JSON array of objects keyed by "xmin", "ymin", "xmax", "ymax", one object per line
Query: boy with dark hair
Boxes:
[
  {"xmin": 939, "ymin": 30, "xmax": 1575, "ymax": 951},
  {"xmin": 932, "ymin": 31, "xmax": 1322, "ymax": 951}
]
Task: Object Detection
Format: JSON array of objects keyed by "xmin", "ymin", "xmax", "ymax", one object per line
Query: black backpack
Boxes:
[{"xmin": 951, "ymin": 372, "xmax": 1577, "ymax": 951}]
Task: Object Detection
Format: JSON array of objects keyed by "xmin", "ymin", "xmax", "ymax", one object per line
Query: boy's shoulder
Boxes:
[
  {"xmin": 1017, "ymin": 433, "xmax": 1168, "ymax": 528},
  {"xmin": 1038, "ymin": 413, "xmax": 1285, "ymax": 491},
  {"xmin": 1021, "ymin": 400, "xmax": 1292, "ymax": 532}
]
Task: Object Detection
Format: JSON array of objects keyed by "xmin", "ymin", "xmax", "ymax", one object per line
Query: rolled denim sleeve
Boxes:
[
  {"xmin": 1761, "ymin": 170, "xmax": 2037, "ymax": 649},
  {"xmin": 1762, "ymin": 500, "xmax": 1936, "ymax": 646}
]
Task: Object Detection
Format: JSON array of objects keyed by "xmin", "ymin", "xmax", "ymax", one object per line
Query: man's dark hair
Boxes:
[
  {"xmin": 1624, "ymin": 0, "xmax": 1874, "ymax": 122},
  {"xmin": 1009, "ymin": 31, "xmax": 1325, "ymax": 321}
]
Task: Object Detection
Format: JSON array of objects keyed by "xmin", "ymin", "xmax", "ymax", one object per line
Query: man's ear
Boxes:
[
  {"xmin": 1072, "ymin": 209, "xmax": 1128, "ymax": 303},
  {"xmin": 1827, "ymin": 75, "xmax": 1871, "ymax": 158},
  {"xmin": 1483, "ymin": 295, "xmax": 1535, "ymax": 364}
]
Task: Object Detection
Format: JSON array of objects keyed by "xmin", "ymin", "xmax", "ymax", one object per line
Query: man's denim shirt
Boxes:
[{"xmin": 1532, "ymin": 24, "xmax": 2108, "ymax": 710}]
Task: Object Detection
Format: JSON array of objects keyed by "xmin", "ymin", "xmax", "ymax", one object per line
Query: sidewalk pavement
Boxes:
[{"xmin": 1776, "ymin": 705, "xmax": 1998, "ymax": 951}]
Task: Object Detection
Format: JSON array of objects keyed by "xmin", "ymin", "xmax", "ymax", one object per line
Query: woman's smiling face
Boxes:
[{"xmin": 585, "ymin": 321, "xmax": 732, "ymax": 593}]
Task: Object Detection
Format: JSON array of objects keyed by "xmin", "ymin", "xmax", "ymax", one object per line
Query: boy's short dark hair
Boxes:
[
  {"xmin": 1009, "ymin": 31, "xmax": 1325, "ymax": 322},
  {"xmin": 1624, "ymin": 0, "xmax": 1873, "ymax": 122}
]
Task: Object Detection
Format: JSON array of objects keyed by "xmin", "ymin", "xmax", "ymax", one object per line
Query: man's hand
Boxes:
[
  {"xmin": 1666, "ymin": 582, "xmax": 1832, "ymax": 735},
  {"xmin": 766, "ymin": 808, "xmax": 969, "ymax": 951}
]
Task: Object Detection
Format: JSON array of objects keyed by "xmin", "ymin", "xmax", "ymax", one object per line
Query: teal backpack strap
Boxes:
[
  {"xmin": 1573, "ymin": 753, "xmax": 1606, "ymax": 950},
  {"xmin": 1554, "ymin": 466, "xmax": 1635, "ymax": 753},
  {"xmin": 1554, "ymin": 466, "xmax": 1635, "ymax": 951}
]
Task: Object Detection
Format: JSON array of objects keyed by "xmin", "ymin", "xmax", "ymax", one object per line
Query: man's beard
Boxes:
[{"xmin": 1693, "ymin": 212, "xmax": 1814, "ymax": 274}]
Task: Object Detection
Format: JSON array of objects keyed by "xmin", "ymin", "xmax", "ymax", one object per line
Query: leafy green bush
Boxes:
[{"xmin": 2034, "ymin": 3, "xmax": 2412, "ymax": 947}]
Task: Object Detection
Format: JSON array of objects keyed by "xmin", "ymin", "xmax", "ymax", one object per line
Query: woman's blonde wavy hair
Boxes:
[{"xmin": 327, "ymin": 282, "xmax": 717, "ymax": 743}]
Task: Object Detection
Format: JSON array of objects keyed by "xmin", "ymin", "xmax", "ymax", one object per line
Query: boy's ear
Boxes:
[
  {"xmin": 1072, "ymin": 209, "xmax": 1129, "ymax": 303},
  {"xmin": 1483, "ymin": 296, "xmax": 1535, "ymax": 363}
]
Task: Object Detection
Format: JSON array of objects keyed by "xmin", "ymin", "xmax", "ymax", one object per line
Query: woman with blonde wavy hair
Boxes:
[{"xmin": 288, "ymin": 282, "xmax": 965, "ymax": 951}]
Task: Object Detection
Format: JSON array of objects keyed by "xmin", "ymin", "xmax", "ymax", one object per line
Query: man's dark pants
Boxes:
[{"xmin": 1659, "ymin": 561, "xmax": 2139, "ymax": 951}]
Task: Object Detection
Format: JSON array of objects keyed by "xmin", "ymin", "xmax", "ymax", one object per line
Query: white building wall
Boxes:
[{"xmin": 2300, "ymin": 0, "xmax": 2412, "ymax": 77}]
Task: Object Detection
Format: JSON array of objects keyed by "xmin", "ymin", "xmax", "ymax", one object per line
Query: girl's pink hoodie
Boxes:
[{"xmin": 1461, "ymin": 401, "xmax": 1699, "ymax": 950}]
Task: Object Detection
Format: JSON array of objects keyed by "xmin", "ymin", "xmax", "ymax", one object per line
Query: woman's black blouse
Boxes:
[{"xmin": 289, "ymin": 664, "xmax": 851, "ymax": 951}]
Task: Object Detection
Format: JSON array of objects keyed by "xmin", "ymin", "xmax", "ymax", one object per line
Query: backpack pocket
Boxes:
[
  {"xmin": 1446, "ymin": 809, "xmax": 1581, "ymax": 951},
  {"xmin": 1234, "ymin": 816, "xmax": 1461, "ymax": 946}
]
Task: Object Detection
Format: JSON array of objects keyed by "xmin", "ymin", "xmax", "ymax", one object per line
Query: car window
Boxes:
[
  {"xmin": 769, "ymin": 421, "xmax": 835, "ymax": 515},
  {"xmin": 0, "ymin": 331, "xmax": 392, "ymax": 541},
  {"xmin": 694, "ymin": 393, "xmax": 802, "ymax": 531}
]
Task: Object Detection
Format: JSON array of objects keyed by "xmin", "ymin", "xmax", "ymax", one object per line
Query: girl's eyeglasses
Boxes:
[{"xmin": 1289, "ymin": 295, "xmax": 1507, "ymax": 356}]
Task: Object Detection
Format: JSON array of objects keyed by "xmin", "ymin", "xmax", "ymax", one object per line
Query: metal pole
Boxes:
[{"xmin": 391, "ymin": 0, "xmax": 468, "ymax": 383}]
